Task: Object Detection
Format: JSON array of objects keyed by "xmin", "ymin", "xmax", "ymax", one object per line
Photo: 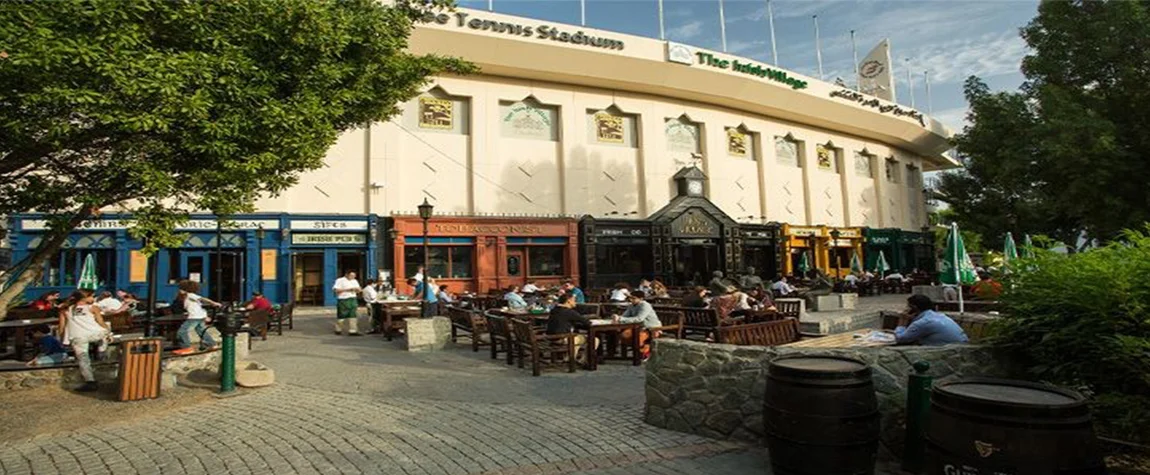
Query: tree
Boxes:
[
  {"xmin": 938, "ymin": 0, "xmax": 1150, "ymax": 248},
  {"xmin": 0, "ymin": 0, "xmax": 474, "ymax": 318}
]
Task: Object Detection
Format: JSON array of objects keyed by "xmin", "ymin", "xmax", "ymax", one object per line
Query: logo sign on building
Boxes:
[
  {"xmin": 22, "ymin": 218, "xmax": 279, "ymax": 231},
  {"xmin": 816, "ymin": 144, "xmax": 834, "ymax": 170},
  {"xmin": 594, "ymin": 112, "xmax": 624, "ymax": 144},
  {"xmin": 290, "ymin": 220, "xmax": 369, "ymax": 231},
  {"xmin": 666, "ymin": 42, "xmax": 694, "ymax": 65},
  {"xmin": 420, "ymin": 11, "xmax": 625, "ymax": 51},
  {"xmin": 726, "ymin": 128, "xmax": 748, "ymax": 157},
  {"xmin": 502, "ymin": 101, "xmax": 556, "ymax": 140},
  {"xmin": 418, "ymin": 97, "xmax": 454, "ymax": 130},
  {"xmin": 291, "ymin": 233, "xmax": 367, "ymax": 245},
  {"xmin": 597, "ymin": 227, "xmax": 648, "ymax": 237},
  {"xmin": 672, "ymin": 210, "xmax": 718, "ymax": 237},
  {"xmin": 696, "ymin": 52, "xmax": 808, "ymax": 90}
]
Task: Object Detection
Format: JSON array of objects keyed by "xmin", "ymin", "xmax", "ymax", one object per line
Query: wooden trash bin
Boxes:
[{"xmin": 117, "ymin": 337, "xmax": 163, "ymax": 402}]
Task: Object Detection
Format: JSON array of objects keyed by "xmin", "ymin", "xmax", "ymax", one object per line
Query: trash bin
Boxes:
[{"xmin": 117, "ymin": 337, "xmax": 163, "ymax": 401}]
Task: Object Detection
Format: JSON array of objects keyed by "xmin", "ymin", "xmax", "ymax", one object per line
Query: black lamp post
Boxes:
[
  {"xmin": 215, "ymin": 216, "xmax": 223, "ymax": 304},
  {"xmin": 387, "ymin": 228, "xmax": 399, "ymax": 291},
  {"xmin": 829, "ymin": 229, "xmax": 842, "ymax": 280},
  {"xmin": 256, "ymin": 225, "xmax": 265, "ymax": 298},
  {"xmin": 417, "ymin": 199, "xmax": 434, "ymax": 316},
  {"xmin": 144, "ymin": 234, "xmax": 159, "ymax": 338}
]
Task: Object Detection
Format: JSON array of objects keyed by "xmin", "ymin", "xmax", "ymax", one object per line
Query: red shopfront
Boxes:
[{"xmin": 388, "ymin": 216, "xmax": 580, "ymax": 295}]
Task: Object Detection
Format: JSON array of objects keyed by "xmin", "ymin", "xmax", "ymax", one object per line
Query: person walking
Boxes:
[
  {"xmin": 333, "ymin": 271, "xmax": 363, "ymax": 336},
  {"xmin": 57, "ymin": 289, "xmax": 111, "ymax": 392},
  {"xmin": 173, "ymin": 280, "xmax": 223, "ymax": 355}
]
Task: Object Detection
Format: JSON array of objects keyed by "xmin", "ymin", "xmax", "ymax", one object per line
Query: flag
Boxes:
[
  {"xmin": 1003, "ymin": 232, "xmax": 1019, "ymax": 263},
  {"xmin": 798, "ymin": 251, "xmax": 811, "ymax": 275},
  {"xmin": 858, "ymin": 39, "xmax": 895, "ymax": 101},
  {"xmin": 849, "ymin": 251, "xmax": 863, "ymax": 274},
  {"xmin": 874, "ymin": 250, "xmax": 890, "ymax": 274},
  {"xmin": 77, "ymin": 253, "xmax": 99, "ymax": 290},
  {"xmin": 940, "ymin": 223, "xmax": 977, "ymax": 286}
]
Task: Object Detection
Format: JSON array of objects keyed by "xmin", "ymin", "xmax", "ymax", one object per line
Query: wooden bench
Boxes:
[
  {"xmin": 482, "ymin": 312, "xmax": 516, "ymax": 365},
  {"xmin": 775, "ymin": 300, "xmax": 802, "ymax": 319},
  {"xmin": 717, "ymin": 318, "xmax": 809, "ymax": 346},
  {"xmin": 681, "ymin": 307, "xmax": 742, "ymax": 341},
  {"xmin": 447, "ymin": 305, "xmax": 490, "ymax": 352},
  {"xmin": 510, "ymin": 319, "xmax": 577, "ymax": 376}
]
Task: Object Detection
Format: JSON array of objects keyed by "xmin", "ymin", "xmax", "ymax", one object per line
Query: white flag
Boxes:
[{"xmin": 858, "ymin": 39, "xmax": 896, "ymax": 102}]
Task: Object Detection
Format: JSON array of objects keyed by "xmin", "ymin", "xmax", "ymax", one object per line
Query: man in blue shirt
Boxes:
[
  {"xmin": 410, "ymin": 278, "xmax": 438, "ymax": 317},
  {"xmin": 895, "ymin": 294, "xmax": 969, "ymax": 346},
  {"xmin": 562, "ymin": 280, "xmax": 586, "ymax": 304},
  {"xmin": 503, "ymin": 285, "xmax": 528, "ymax": 310}
]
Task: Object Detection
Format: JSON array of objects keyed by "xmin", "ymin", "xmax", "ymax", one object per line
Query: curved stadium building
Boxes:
[{"xmin": 9, "ymin": 8, "xmax": 958, "ymax": 305}]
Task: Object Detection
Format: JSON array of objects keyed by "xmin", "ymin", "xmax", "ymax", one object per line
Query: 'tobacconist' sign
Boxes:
[{"xmin": 422, "ymin": 11, "xmax": 625, "ymax": 51}]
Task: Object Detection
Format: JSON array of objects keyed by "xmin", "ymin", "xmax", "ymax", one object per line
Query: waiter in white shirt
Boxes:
[{"xmin": 332, "ymin": 271, "xmax": 362, "ymax": 336}]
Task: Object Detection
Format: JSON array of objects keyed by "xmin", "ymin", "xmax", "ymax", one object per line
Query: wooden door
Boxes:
[{"xmin": 505, "ymin": 247, "xmax": 526, "ymax": 289}]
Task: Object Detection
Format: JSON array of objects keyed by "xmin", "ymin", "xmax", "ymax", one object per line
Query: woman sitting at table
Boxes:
[
  {"xmin": 650, "ymin": 279, "xmax": 669, "ymax": 299},
  {"xmin": 710, "ymin": 286, "xmax": 753, "ymax": 318},
  {"xmin": 895, "ymin": 295, "xmax": 969, "ymax": 346},
  {"xmin": 682, "ymin": 286, "xmax": 709, "ymax": 308},
  {"xmin": 503, "ymin": 285, "xmax": 528, "ymax": 310},
  {"xmin": 31, "ymin": 291, "xmax": 61, "ymax": 311},
  {"xmin": 613, "ymin": 291, "xmax": 662, "ymax": 360}
]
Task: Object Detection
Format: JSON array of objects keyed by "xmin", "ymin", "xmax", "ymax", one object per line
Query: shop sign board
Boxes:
[
  {"xmin": 290, "ymin": 220, "xmax": 369, "ymax": 231},
  {"xmin": 291, "ymin": 233, "xmax": 367, "ymax": 245}
]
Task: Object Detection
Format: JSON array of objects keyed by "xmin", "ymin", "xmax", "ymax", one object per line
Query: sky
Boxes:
[{"xmin": 452, "ymin": 0, "xmax": 1039, "ymax": 132}]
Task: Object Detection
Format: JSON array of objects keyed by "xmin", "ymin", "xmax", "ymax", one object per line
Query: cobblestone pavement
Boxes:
[{"xmin": 1, "ymin": 312, "xmax": 775, "ymax": 474}]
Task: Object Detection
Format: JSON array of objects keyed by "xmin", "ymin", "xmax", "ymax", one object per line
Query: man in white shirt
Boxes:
[
  {"xmin": 885, "ymin": 272, "xmax": 905, "ymax": 282},
  {"xmin": 332, "ymin": 271, "xmax": 362, "ymax": 336},
  {"xmin": 521, "ymin": 281, "xmax": 541, "ymax": 293},
  {"xmin": 95, "ymin": 291, "xmax": 127, "ymax": 314},
  {"xmin": 770, "ymin": 277, "xmax": 795, "ymax": 296},
  {"xmin": 843, "ymin": 273, "xmax": 860, "ymax": 285},
  {"xmin": 412, "ymin": 266, "xmax": 425, "ymax": 283}
]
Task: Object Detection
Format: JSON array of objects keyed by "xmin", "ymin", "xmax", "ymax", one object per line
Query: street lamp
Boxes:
[
  {"xmin": 829, "ymin": 229, "xmax": 842, "ymax": 280},
  {"xmin": 417, "ymin": 199, "xmax": 434, "ymax": 317},
  {"xmin": 256, "ymin": 225, "xmax": 265, "ymax": 298}
]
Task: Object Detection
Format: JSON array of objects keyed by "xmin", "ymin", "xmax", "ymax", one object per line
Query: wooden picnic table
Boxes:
[
  {"xmin": 0, "ymin": 317, "xmax": 58, "ymax": 361},
  {"xmin": 781, "ymin": 329, "xmax": 895, "ymax": 348},
  {"xmin": 379, "ymin": 301, "xmax": 422, "ymax": 341},
  {"xmin": 583, "ymin": 320, "xmax": 642, "ymax": 371}
]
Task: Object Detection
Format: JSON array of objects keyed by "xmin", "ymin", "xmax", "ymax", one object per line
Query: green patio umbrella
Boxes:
[
  {"xmin": 849, "ymin": 251, "xmax": 864, "ymax": 274},
  {"xmin": 940, "ymin": 222, "xmax": 977, "ymax": 313},
  {"xmin": 797, "ymin": 251, "xmax": 811, "ymax": 275},
  {"xmin": 77, "ymin": 253, "xmax": 99, "ymax": 291},
  {"xmin": 1021, "ymin": 234, "xmax": 1035, "ymax": 258},
  {"xmin": 1003, "ymin": 232, "xmax": 1019, "ymax": 263},
  {"xmin": 874, "ymin": 250, "xmax": 890, "ymax": 276}
]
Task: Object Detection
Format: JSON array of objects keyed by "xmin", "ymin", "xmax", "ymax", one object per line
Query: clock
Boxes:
[{"xmin": 687, "ymin": 180, "xmax": 704, "ymax": 196}]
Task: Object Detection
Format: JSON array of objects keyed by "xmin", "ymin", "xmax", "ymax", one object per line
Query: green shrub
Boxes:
[{"xmin": 993, "ymin": 226, "xmax": 1150, "ymax": 442}]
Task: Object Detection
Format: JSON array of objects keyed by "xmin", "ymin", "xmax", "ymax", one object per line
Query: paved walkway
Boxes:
[{"xmin": 0, "ymin": 312, "xmax": 773, "ymax": 474}]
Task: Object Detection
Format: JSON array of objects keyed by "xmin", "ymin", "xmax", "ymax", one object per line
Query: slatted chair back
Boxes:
[
  {"xmin": 776, "ymin": 300, "xmax": 802, "ymax": 319},
  {"xmin": 653, "ymin": 309, "xmax": 684, "ymax": 339},
  {"xmin": 681, "ymin": 307, "xmax": 721, "ymax": 330},
  {"xmin": 717, "ymin": 318, "xmax": 801, "ymax": 346},
  {"xmin": 648, "ymin": 297, "xmax": 681, "ymax": 307},
  {"xmin": 105, "ymin": 311, "xmax": 134, "ymax": 334},
  {"xmin": 483, "ymin": 311, "xmax": 515, "ymax": 365},
  {"xmin": 509, "ymin": 318, "xmax": 538, "ymax": 352},
  {"xmin": 744, "ymin": 309, "xmax": 784, "ymax": 324},
  {"xmin": 574, "ymin": 303, "xmax": 600, "ymax": 317},
  {"xmin": 247, "ymin": 308, "xmax": 271, "ymax": 340},
  {"xmin": 447, "ymin": 305, "xmax": 473, "ymax": 327}
]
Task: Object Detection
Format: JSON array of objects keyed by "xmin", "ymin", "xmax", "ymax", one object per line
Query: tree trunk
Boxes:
[{"xmin": 0, "ymin": 208, "xmax": 93, "ymax": 321}]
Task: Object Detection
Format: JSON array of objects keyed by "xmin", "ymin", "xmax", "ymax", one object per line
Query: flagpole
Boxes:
[
  {"xmin": 851, "ymin": 30, "xmax": 860, "ymax": 90},
  {"xmin": 924, "ymin": 70, "xmax": 933, "ymax": 113},
  {"xmin": 719, "ymin": 0, "xmax": 728, "ymax": 52},
  {"xmin": 580, "ymin": 0, "xmax": 586, "ymax": 26},
  {"xmin": 767, "ymin": 0, "xmax": 778, "ymax": 64},
  {"xmin": 906, "ymin": 58, "xmax": 916, "ymax": 108},
  {"xmin": 658, "ymin": 0, "xmax": 665, "ymax": 40},
  {"xmin": 953, "ymin": 222, "xmax": 964, "ymax": 315},
  {"xmin": 814, "ymin": 15, "xmax": 824, "ymax": 79}
]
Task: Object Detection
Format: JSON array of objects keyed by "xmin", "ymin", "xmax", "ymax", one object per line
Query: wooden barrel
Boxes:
[
  {"xmin": 764, "ymin": 355, "xmax": 880, "ymax": 475},
  {"xmin": 926, "ymin": 378, "xmax": 1107, "ymax": 475}
]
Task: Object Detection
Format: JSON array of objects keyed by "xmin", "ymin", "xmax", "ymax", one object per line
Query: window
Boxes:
[
  {"xmin": 885, "ymin": 158, "xmax": 899, "ymax": 183},
  {"xmin": 528, "ymin": 247, "xmax": 565, "ymax": 276},
  {"xmin": 665, "ymin": 116, "xmax": 701, "ymax": 153},
  {"xmin": 854, "ymin": 151, "xmax": 874, "ymax": 178},
  {"xmin": 726, "ymin": 126, "xmax": 757, "ymax": 160},
  {"xmin": 587, "ymin": 108, "xmax": 638, "ymax": 147},
  {"xmin": 404, "ymin": 245, "xmax": 474, "ymax": 279},
  {"xmin": 774, "ymin": 136, "xmax": 799, "ymax": 167},
  {"xmin": 38, "ymin": 249, "xmax": 116, "ymax": 289},
  {"xmin": 402, "ymin": 88, "xmax": 471, "ymax": 135},
  {"xmin": 500, "ymin": 97, "xmax": 559, "ymax": 141},
  {"xmin": 594, "ymin": 246, "xmax": 650, "ymax": 276}
]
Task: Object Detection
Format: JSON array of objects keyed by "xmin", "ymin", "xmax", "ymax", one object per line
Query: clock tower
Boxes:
[{"xmin": 673, "ymin": 166, "xmax": 707, "ymax": 198}]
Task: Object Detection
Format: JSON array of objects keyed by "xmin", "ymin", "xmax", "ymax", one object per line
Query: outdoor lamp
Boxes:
[
  {"xmin": 387, "ymin": 228, "xmax": 399, "ymax": 240},
  {"xmin": 418, "ymin": 198, "xmax": 434, "ymax": 220},
  {"xmin": 256, "ymin": 225, "xmax": 265, "ymax": 241}
]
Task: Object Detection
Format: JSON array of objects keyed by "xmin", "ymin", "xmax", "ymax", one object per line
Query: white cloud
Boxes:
[
  {"xmin": 905, "ymin": 31, "xmax": 1028, "ymax": 85},
  {"xmin": 667, "ymin": 20, "xmax": 704, "ymax": 40},
  {"xmin": 931, "ymin": 107, "xmax": 970, "ymax": 132},
  {"xmin": 729, "ymin": 39, "xmax": 768, "ymax": 56}
]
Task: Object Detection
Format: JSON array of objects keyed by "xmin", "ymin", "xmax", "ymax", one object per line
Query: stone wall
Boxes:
[{"xmin": 644, "ymin": 339, "xmax": 1017, "ymax": 455}]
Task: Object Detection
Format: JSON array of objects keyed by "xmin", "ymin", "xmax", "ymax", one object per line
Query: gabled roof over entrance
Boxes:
[{"xmin": 648, "ymin": 167, "xmax": 738, "ymax": 230}]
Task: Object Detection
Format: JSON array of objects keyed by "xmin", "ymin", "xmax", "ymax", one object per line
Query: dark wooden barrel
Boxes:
[
  {"xmin": 763, "ymin": 355, "xmax": 880, "ymax": 475},
  {"xmin": 926, "ymin": 378, "xmax": 1107, "ymax": 475}
]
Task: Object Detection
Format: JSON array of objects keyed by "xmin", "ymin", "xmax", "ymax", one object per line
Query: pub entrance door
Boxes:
[
  {"xmin": 675, "ymin": 242, "xmax": 721, "ymax": 286},
  {"xmin": 505, "ymin": 247, "xmax": 527, "ymax": 289}
]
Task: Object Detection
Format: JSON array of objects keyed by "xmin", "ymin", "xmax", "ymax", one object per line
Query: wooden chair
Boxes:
[
  {"xmin": 775, "ymin": 300, "xmax": 802, "ymax": 319},
  {"xmin": 574, "ymin": 303, "xmax": 601, "ymax": 317},
  {"xmin": 681, "ymin": 307, "xmax": 741, "ymax": 341},
  {"xmin": 245, "ymin": 309, "xmax": 271, "ymax": 341},
  {"xmin": 651, "ymin": 309, "xmax": 684, "ymax": 340},
  {"xmin": 447, "ymin": 306, "xmax": 489, "ymax": 352},
  {"xmin": 510, "ymin": 318, "xmax": 577, "ymax": 376},
  {"xmin": 105, "ymin": 311, "xmax": 135, "ymax": 334},
  {"xmin": 716, "ymin": 318, "xmax": 805, "ymax": 346},
  {"xmin": 648, "ymin": 297, "xmax": 681, "ymax": 307},
  {"xmin": 269, "ymin": 303, "xmax": 294, "ymax": 335},
  {"xmin": 482, "ymin": 312, "xmax": 516, "ymax": 365},
  {"xmin": 744, "ymin": 309, "xmax": 785, "ymax": 323}
]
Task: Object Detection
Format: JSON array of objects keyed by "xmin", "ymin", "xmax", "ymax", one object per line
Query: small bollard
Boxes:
[
  {"xmin": 902, "ymin": 361, "xmax": 932, "ymax": 473},
  {"xmin": 215, "ymin": 311, "xmax": 244, "ymax": 394}
]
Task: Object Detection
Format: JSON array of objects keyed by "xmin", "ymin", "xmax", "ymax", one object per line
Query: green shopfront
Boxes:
[{"xmin": 863, "ymin": 228, "xmax": 935, "ymax": 273}]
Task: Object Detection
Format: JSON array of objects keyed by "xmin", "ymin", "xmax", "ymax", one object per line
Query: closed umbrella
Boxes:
[
  {"xmin": 874, "ymin": 250, "xmax": 890, "ymax": 276},
  {"xmin": 939, "ymin": 222, "xmax": 977, "ymax": 313},
  {"xmin": 797, "ymin": 251, "xmax": 811, "ymax": 275},
  {"xmin": 1021, "ymin": 234, "xmax": 1035, "ymax": 258},
  {"xmin": 1003, "ymin": 232, "xmax": 1019, "ymax": 263},
  {"xmin": 77, "ymin": 253, "xmax": 99, "ymax": 290},
  {"xmin": 849, "ymin": 251, "xmax": 864, "ymax": 274}
]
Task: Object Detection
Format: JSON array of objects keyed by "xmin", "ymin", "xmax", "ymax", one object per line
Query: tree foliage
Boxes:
[
  {"xmin": 993, "ymin": 226, "xmax": 1150, "ymax": 441},
  {"xmin": 939, "ymin": 0, "xmax": 1150, "ymax": 248},
  {"xmin": 0, "ymin": 0, "xmax": 474, "ymax": 317}
]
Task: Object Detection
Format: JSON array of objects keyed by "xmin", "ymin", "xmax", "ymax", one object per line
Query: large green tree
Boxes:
[
  {"xmin": 938, "ymin": 0, "xmax": 1150, "ymax": 248},
  {"xmin": 0, "ymin": 0, "xmax": 473, "ymax": 318}
]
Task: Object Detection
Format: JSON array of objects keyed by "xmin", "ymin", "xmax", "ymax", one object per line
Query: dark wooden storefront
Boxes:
[
  {"xmin": 739, "ymin": 223, "xmax": 782, "ymax": 280},
  {"xmin": 578, "ymin": 218, "xmax": 653, "ymax": 289}
]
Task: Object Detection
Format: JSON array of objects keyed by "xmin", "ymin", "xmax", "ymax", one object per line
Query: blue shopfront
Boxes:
[{"xmin": 7, "ymin": 214, "xmax": 378, "ymax": 307}]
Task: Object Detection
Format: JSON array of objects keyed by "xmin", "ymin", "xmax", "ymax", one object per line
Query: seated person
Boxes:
[
  {"xmin": 613, "ymin": 291, "xmax": 663, "ymax": 360},
  {"xmin": 740, "ymin": 267, "xmax": 764, "ymax": 290},
  {"xmin": 885, "ymin": 271, "xmax": 906, "ymax": 282},
  {"xmin": 710, "ymin": 286, "xmax": 752, "ymax": 318},
  {"xmin": 971, "ymin": 272, "xmax": 1003, "ymax": 300},
  {"xmin": 637, "ymin": 279, "xmax": 653, "ymax": 294},
  {"xmin": 609, "ymin": 283, "xmax": 631, "ymax": 302},
  {"xmin": 31, "ymin": 291, "xmax": 61, "ymax": 311},
  {"xmin": 650, "ymin": 279, "xmax": 669, "ymax": 298},
  {"xmin": 843, "ymin": 273, "xmax": 860, "ymax": 285},
  {"xmin": 546, "ymin": 293, "xmax": 594, "ymax": 363},
  {"xmin": 25, "ymin": 325, "xmax": 69, "ymax": 367},
  {"xmin": 562, "ymin": 281, "xmax": 586, "ymax": 304},
  {"xmin": 682, "ymin": 286, "xmax": 709, "ymax": 308},
  {"xmin": 436, "ymin": 285, "xmax": 455, "ymax": 304},
  {"xmin": 895, "ymin": 295, "xmax": 969, "ymax": 346},
  {"xmin": 770, "ymin": 277, "xmax": 795, "ymax": 296},
  {"xmin": 244, "ymin": 291, "xmax": 274, "ymax": 312},
  {"xmin": 95, "ymin": 291, "xmax": 130, "ymax": 315},
  {"xmin": 748, "ymin": 286, "xmax": 776, "ymax": 311},
  {"xmin": 521, "ymin": 280, "xmax": 541, "ymax": 293},
  {"xmin": 503, "ymin": 285, "xmax": 528, "ymax": 310}
]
